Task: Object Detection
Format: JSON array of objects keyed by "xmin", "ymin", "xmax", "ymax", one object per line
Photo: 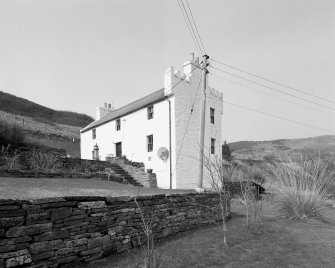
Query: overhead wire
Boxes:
[
  {"xmin": 209, "ymin": 72, "xmax": 335, "ymax": 117},
  {"xmin": 206, "ymin": 95, "xmax": 335, "ymax": 134},
  {"xmin": 177, "ymin": 0, "xmax": 203, "ymax": 55},
  {"xmin": 172, "ymin": 71, "xmax": 203, "ymax": 177},
  {"xmin": 210, "ymin": 65, "xmax": 335, "ymax": 111},
  {"xmin": 184, "ymin": 0, "xmax": 206, "ymax": 54},
  {"xmin": 124, "ymin": 62, "xmax": 202, "ymax": 122},
  {"xmin": 210, "ymin": 57, "xmax": 335, "ymax": 105}
]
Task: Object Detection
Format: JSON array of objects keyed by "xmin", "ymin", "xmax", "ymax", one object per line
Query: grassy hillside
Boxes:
[
  {"xmin": 229, "ymin": 135, "xmax": 335, "ymax": 162},
  {"xmin": 0, "ymin": 91, "xmax": 93, "ymax": 127},
  {"xmin": 0, "ymin": 111, "xmax": 81, "ymax": 157}
]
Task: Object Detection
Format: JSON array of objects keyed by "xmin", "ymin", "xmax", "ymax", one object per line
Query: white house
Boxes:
[{"xmin": 80, "ymin": 54, "xmax": 223, "ymax": 189}]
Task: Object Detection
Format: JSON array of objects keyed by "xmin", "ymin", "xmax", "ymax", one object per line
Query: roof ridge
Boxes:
[{"xmin": 81, "ymin": 88, "xmax": 166, "ymax": 133}]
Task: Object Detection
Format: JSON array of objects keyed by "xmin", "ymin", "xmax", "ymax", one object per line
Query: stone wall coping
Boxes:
[{"xmin": 0, "ymin": 192, "xmax": 219, "ymax": 203}]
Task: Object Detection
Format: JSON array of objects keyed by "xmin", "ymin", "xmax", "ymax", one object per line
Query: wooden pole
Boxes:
[{"xmin": 197, "ymin": 54, "xmax": 209, "ymax": 188}]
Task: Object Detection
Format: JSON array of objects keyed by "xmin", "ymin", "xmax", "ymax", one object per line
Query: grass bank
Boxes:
[
  {"xmin": 83, "ymin": 202, "xmax": 335, "ymax": 268},
  {"xmin": 0, "ymin": 177, "xmax": 193, "ymax": 199}
]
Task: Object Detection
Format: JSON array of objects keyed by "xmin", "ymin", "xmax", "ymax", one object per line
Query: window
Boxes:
[
  {"xmin": 211, "ymin": 138, "xmax": 216, "ymax": 154},
  {"xmin": 92, "ymin": 129, "xmax": 96, "ymax": 139},
  {"xmin": 210, "ymin": 108, "xmax": 215, "ymax": 124},
  {"xmin": 147, "ymin": 106, "xmax": 154, "ymax": 120},
  {"xmin": 116, "ymin": 119, "xmax": 121, "ymax": 131},
  {"xmin": 147, "ymin": 135, "xmax": 153, "ymax": 152}
]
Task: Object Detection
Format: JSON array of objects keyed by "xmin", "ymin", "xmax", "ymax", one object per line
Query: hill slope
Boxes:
[
  {"xmin": 229, "ymin": 135, "xmax": 335, "ymax": 162},
  {"xmin": 0, "ymin": 91, "xmax": 93, "ymax": 127}
]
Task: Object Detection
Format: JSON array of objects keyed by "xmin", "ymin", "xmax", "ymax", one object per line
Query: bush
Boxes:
[
  {"xmin": 0, "ymin": 120, "xmax": 25, "ymax": 146},
  {"xmin": 0, "ymin": 145, "xmax": 21, "ymax": 170},
  {"xmin": 267, "ymin": 154, "xmax": 334, "ymax": 222},
  {"xmin": 26, "ymin": 149, "xmax": 61, "ymax": 172}
]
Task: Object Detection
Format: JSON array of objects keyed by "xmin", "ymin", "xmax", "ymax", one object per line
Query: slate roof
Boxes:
[{"xmin": 81, "ymin": 88, "xmax": 167, "ymax": 133}]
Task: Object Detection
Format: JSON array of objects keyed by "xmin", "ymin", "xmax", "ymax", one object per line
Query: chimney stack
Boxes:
[{"xmin": 96, "ymin": 102, "xmax": 114, "ymax": 120}]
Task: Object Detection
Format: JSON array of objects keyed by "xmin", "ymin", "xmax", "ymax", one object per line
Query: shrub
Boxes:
[
  {"xmin": 26, "ymin": 149, "xmax": 61, "ymax": 172},
  {"xmin": 267, "ymin": 154, "xmax": 334, "ymax": 222},
  {"xmin": 0, "ymin": 145, "xmax": 21, "ymax": 170},
  {"xmin": 0, "ymin": 120, "xmax": 25, "ymax": 146}
]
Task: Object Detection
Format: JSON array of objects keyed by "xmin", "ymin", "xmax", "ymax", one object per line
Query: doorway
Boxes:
[{"xmin": 115, "ymin": 142, "xmax": 122, "ymax": 157}]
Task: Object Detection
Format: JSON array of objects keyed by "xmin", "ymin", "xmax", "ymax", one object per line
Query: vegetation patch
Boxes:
[{"xmin": 82, "ymin": 202, "xmax": 335, "ymax": 268}]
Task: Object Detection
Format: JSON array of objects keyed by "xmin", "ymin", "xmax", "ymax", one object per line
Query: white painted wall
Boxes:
[
  {"xmin": 164, "ymin": 58, "xmax": 223, "ymax": 189},
  {"xmin": 81, "ymin": 97, "xmax": 176, "ymax": 189},
  {"xmin": 81, "ymin": 56, "xmax": 223, "ymax": 190}
]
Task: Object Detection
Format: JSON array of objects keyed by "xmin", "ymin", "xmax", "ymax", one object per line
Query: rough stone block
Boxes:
[
  {"xmin": 72, "ymin": 238, "xmax": 87, "ymax": 247},
  {"xmin": 29, "ymin": 239, "xmax": 62, "ymax": 254},
  {"xmin": 62, "ymin": 214, "xmax": 87, "ymax": 222},
  {"xmin": 87, "ymin": 235, "xmax": 110, "ymax": 249},
  {"xmin": 57, "ymin": 248, "xmax": 73, "ymax": 255},
  {"xmin": 51, "ymin": 207, "xmax": 73, "ymax": 221},
  {"xmin": 32, "ymin": 251, "xmax": 55, "ymax": 261},
  {"xmin": 56, "ymin": 255, "xmax": 77, "ymax": 264},
  {"xmin": 0, "ymin": 249, "xmax": 29, "ymax": 259},
  {"xmin": 0, "ymin": 216, "xmax": 25, "ymax": 228},
  {"xmin": 80, "ymin": 247, "xmax": 102, "ymax": 256},
  {"xmin": 27, "ymin": 211, "xmax": 50, "ymax": 221},
  {"xmin": 0, "ymin": 236, "xmax": 31, "ymax": 246},
  {"xmin": 78, "ymin": 201, "xmax": 106, "ymax": 209},
  {"xmin": 6, "ymin": 254, "xmax": 31, "ymax": 267},
  {"xmin": 6, "ymin": 223, "xmax": 52, "ymax": 238},
  {"xmin": 22, "ymin": 204, "xmax": 41, "ymax": 211},
  {"xmin": 0, "ymin": 243, "xmax": 28, "ymax": 253},
  {"xmin": 0, "ymin": 205, "xmax": 20, "ymax": 211},
  {"xmin": 41, "ymin": 201, "xmax": 77, "ymax": 209},
  {"xmin": 34, "ymin": 230, "xmax": 69, "ymax": 242}
]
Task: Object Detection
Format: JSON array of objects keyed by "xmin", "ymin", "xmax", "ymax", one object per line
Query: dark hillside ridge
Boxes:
[
  {"xmin": 0, "ymin": 91, "xmax": 93, "ymax": 127},
  {"xmin": 229, "ymin": 135, "xmax": 335, "ymax": 161}
]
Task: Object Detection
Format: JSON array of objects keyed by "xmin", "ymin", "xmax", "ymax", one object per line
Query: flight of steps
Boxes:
[{"xmin": 109, "ymin": 163, "xmax": 143, "ymax": 187}]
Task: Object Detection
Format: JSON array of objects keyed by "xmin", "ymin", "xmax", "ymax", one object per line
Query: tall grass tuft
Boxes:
[
  {"xmin": 27, "ymin": 149, "xmax": 61, "ymax": 172},
  {"xmin": 267, "ymin": 154, "xmax": 334, "ymax": 222},
  {"xmin": 0, "ymin": 120, "xmax": 25, "ymax": 146}
]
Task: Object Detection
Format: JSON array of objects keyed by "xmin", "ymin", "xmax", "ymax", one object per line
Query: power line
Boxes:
[
  {"xmin": 184, "ymin": 0, "xmax": 206, "ymax": 54},
  {"xmin": 124, "ymin": 63, "xmax": 202, "ymax": 122},
  {"xmin": 209, "ymin": 97, "xmax": 335, "ymax": 134},
  {"xmin": 173, "ymin": 72, "xmax": 203, "ymax": 177},
  {"xmin": 177, "ymin": 0, "xmax": 203, "ymax": 55},
  {"xmin": 210, "ymin": 65, "xmax": 335, "ymax": 112},
  {"xmin": 210, "ymin": 57, "xmax": 335, "ymax": 105},
  {"xmin": 209, "ymin": 72, "xmax": 335, "ymax": 117}
]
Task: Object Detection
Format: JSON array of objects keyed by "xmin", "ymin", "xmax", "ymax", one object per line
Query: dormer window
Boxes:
[
  {"xmin": 147, "ymin": 106, "xmax": 154, "ymax": 120},
  {"xmin": 116, "ymin": 119, "xmax": 121, "ymax": 131}
]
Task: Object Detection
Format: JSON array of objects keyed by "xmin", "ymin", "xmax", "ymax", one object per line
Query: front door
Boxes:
[{"xmin": 115, "ymin": 142, "xmax": 122, "ymax": 157}]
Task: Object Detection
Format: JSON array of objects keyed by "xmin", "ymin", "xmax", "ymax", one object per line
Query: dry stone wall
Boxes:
[{"xmin": 0, "ymin": 193, "xmax": 226, "ymax": 267}]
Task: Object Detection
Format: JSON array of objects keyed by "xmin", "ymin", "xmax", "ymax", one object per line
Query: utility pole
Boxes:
[{"xmin": 197, "ymin": 54, "xmax": 209, "ymax": 188}]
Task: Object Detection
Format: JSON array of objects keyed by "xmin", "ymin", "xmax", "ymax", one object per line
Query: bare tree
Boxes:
[
  {"xmin": 134, "ymin": 196, "xmax": 162, "ymax": 268},
  {"xmin": 236, "ymin": 163, "xmax": 264, "ymax": 227},
  {"xmin": 203, "ymin": 151, "xmax": 236, "ymax": 246}
]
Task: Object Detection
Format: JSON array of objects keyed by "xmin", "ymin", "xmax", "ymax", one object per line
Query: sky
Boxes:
[{"xmin": 0, "ymin": 0, "xmax": 334, "ymax": 142}]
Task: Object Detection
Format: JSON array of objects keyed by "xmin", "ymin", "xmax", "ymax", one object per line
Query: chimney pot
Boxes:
[{"xmin": 190, "ymin": 53, "xmax": 194, "ymax": 62}]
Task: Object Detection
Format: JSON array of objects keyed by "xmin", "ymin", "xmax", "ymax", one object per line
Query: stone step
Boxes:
[{"xmin": 108, "ymin": 163, "xmax": 143, "ymax": 187}]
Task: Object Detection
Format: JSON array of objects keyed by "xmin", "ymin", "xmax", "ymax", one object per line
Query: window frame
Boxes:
[
  {"xmin": 147, "ymin": 105, "xmax": 154, "ymax": 120},
  {"xmin": 116, "ymin": 118, "xmax": 121, "ymax": 131},
  {"xmin": 211, "ymin": 138, "xmax": 216, "ymax": 154},
  {"xmin": 210, "ymin": 108, "xmax": 215, "ymax": 124},
  {"xmin": 147, "ymin": 134, "xmax": 153, "ymax": 152},
  {"xmin": 92, "ymin": 129, "xmax": 96, "ymax": 139}
]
